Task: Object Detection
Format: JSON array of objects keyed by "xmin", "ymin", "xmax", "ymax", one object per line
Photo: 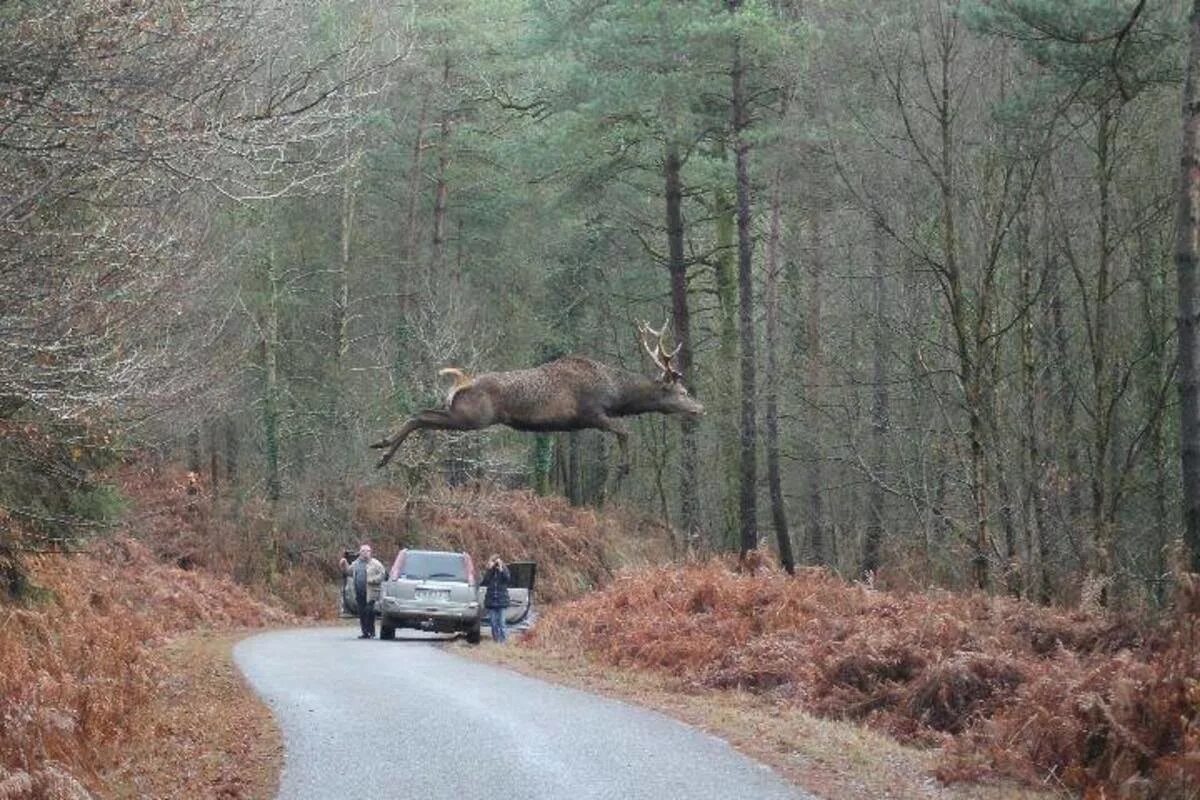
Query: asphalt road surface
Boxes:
[{"xmin": 234, "ymin": 626, "xmax": 810, "ymax": 800}]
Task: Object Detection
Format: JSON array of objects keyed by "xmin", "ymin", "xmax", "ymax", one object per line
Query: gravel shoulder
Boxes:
[{"xmin": 234, "ymin": 625, "xmax": 810, "ymax": 800}]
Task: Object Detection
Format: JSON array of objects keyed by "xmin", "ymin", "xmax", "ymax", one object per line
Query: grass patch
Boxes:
[{"xmin": 101, "ymin": 630, "xmax": 282, "ymax": 800}]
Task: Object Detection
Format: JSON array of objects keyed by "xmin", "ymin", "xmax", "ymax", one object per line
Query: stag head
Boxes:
[{"xmin": 637, "ymin": 320, "xmax": 704, "ymax": 417}]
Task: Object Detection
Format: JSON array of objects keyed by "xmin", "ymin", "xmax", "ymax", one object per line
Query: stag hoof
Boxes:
[
  {"xmin": 368, "ymin": 438, "xmax": 390, "ymax": 449},
  {"xmin": 617, "ymin": 462, "xmax": 631, "ymax": 478}
]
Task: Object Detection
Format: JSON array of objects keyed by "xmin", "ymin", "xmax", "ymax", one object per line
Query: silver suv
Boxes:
[{"xmin": 357, "ymin": 549, "xmax": 533, "ymax": 643}]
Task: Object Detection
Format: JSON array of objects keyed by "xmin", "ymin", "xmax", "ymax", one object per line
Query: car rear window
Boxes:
[{"xmin": 396, "ymin": 551, "xmax": 468, "ymax": 582}]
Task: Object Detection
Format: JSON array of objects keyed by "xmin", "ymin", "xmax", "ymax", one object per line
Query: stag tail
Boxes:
[{"xmin": 438, "ymin": 367, "xmax": 473, "ymax": 407}]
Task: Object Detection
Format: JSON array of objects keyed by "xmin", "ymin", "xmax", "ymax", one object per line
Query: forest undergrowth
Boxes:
[
  {"xmin": 524, "ymin": 560, "xmax": 1200, "ymax": 798},
  {"xmin": 0, "ymin": 536, "xmax": 293, "ymax": 799},
  {"xmin": 119, "ymin": 457, "xmax": 672, "ymax": 613},
  {"xmin": 353, "ymin": 483, "xmax": 673, "ymax": 603}
]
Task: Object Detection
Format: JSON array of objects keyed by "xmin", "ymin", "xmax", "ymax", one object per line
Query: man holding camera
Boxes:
[
  {"xmin": 340, "ymin": 543, "xmax": 386, "ymax": 639},
  {"xmin": 479, "ymin": 554, "xmax": 511, "ymax": 643}
]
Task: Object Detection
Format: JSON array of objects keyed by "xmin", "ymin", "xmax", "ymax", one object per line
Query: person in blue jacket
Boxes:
[{"xmin": 479, "ymin": 554, "xmax": 511, "ymax": 643}]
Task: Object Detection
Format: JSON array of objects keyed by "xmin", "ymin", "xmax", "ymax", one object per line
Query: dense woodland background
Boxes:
[{"xmin": 4, "ymin": 0, "xmax": 1200, "ymax": 607}]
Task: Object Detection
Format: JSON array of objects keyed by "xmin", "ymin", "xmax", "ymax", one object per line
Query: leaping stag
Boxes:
[{"xmin": 370, "ymin": 321, "xmax": 704, "ymax": 471}]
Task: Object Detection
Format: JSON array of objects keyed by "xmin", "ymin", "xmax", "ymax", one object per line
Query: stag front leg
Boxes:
[
  {"xmin": 371, "ymin": 409, "xmax": 467, "ymax": 469},
  {"xmin": 594, "ymin": 415, "xmax": 631, "ymax": 478}
]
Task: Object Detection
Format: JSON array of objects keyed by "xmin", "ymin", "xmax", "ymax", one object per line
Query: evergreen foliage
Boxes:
[{"xmin": 2, "ymin": 0, "xmax": 1198, "ymax": 605}]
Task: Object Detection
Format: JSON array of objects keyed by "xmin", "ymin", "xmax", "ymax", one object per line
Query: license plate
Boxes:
[{"xmin": 415, "ymin": 589, "xmax": 450, "ymax": 602}]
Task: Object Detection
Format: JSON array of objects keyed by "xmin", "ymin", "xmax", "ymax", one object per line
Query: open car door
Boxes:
[
  {"xmin": 502, "ymin": 561, "xmax": 536, "ymax": 626},
  {"xmin": 339, "ymin": 549, "xmax": 358, "ymax": 617}
]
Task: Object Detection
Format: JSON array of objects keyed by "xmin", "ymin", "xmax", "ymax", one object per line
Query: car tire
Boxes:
[
  {"xmin": 380, "ymin": 624, "xmax": 396, "ymax": 640},
  {"xmin": 465, "ymin": 624, "xmax": 481, "ymax": 645}
]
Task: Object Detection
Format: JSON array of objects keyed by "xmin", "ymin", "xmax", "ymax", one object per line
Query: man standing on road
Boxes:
[
  {"xmin": 479, "ymin": 554, "xmax": 511, "ymax": 643},
  {"xmin": 340, "ymin": 544, "xmax": 386, "ymax": 639}
]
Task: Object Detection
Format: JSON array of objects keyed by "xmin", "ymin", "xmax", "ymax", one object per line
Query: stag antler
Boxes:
[
  {"xmin": 637, "ymin": 319, "xmax": 683, "ymax": 383},
  {"xmin": 637, "ymin": 319, "xmax": 667, "ymax": 370}
]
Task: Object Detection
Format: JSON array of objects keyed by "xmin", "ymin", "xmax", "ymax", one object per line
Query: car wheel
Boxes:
[
  {"xmin": 380, "ymin": 624, "xmax": 396, "ymax": 640},
  {"xmin": 465, "ymin": 624, "xmax": 481, "ymax": 645}
]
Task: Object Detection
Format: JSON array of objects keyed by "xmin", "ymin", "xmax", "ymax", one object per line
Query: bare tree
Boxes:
[{"xmin": 764, "ymin": 170, "xmax": 795, "ymax": 574}]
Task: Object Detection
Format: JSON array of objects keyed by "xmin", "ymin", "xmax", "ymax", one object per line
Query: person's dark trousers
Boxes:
[
  {"xmin": 357, "ymin": 592, "xmax": 375, "ymax": 637},
  {"xmin": 487, "ymin": 606, "xmax": 507, "ymax": 643}
]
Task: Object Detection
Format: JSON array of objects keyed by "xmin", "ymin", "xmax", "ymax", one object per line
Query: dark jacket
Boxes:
[{"xmin": 480, "ymin": 565, "xmax": 511, "ymax": 609}]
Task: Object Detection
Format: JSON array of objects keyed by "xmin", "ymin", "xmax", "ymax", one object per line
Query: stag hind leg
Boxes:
[{"xmin": 371, "ymin": 409, "xmax": 477, "ymax": 469}]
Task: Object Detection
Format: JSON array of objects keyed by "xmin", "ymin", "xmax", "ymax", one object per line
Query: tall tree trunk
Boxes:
[
  {"xmin": 336, "ymin": 67, "xmax": 358, "ymax": 372},
  {"xmin": 224, "ymin": 415, "xmax": 239, "ymax": 491},
  {"xmin": 583, "ymin": 433, "xmax": 610, "ymax": 507},
  {"xmin": 1176, "ymin": 0, "xmax": 1200, "ymax": 574},
  {"xmin": 863, "ymin": 226, "xmax": 890, "ymax": 576},
  {"xmin": 392, "ymin": 96, "xmax": 428, "ymax": 399},
  {"xmin": 1046, "ymin": 247, "xmax": 1083, "ymax": 563},
  {"xmin": 186, "ymin": 427, "xmax": 201, "ymax": 474},
  {"xmin": 402, "ymin": 97, "xmax": 429, "ymax": 289},
  {"xmin": 764, "ymin": 171, "xmax": 794, "ymax": 574},
  {"xmin": 933, "ymin": 42, "xmax": 989, "ymax": 590},
  {"xmin": 1141, "ymin": 230, "xmax": 1172, "ymax": 603},
  {"xmin": 1020, "ymin": 222, "xmax": 1050, "ymax": 602},
  {"xmin": 985, "ymin": 286, "xmax": 1019, "ymax": 596},
  {"xmin": 965, "ymin": 370, "xmax": 990, "ymax": 591},
  {"xmin": 1089, "ymin": 103, "xmax": 1116, "ymax": 598},
  {"xmin": 729, "ymin": 2, "xmax": 758, "ymax": 559},
  {"xmin": 567, "ymin": 432, "xmax": 583, "ymax": 507},
  {"xmin": 431, "ymin": 57, "xmax": 453, "ymax": 279},
  {"xmin": 208, "ymin": 421, "xmax": 220, "ymax": 499},
  {"xmin": 1152, "ymin": 408, "xmax": 1169, "ymax": 602},
  {"xmin": 714, "ymin": 188, "xmax": 741, "ymax": 550},
  {"xmin": 995, "ymin": 465, "xmax": 1021, "ymax": 597},
  {"xmin": 649, "ymin": 417, "xmax": 674, "ymax": 549},
  {"xmin": 263, "ymin": 237, "xmax": 282, "ymax": 505},
  {"xmin": 653, "ymin": 2, "xmax": 701, "ymax": 547},
  {"xmin": 337, "ymin": 185, "xmax": 355, "ymax": 366},
  {"xmin": 532, "ymin": 434, "xmax": 552, "ymax": 496},
  {"xmin": 552, "ymin": 434, "xmax": 568, "ymax": 495},
  {"xmin": 335, "ymin": 139, "xmax": 358, "ymax": 431},
  {"xmin": 665, "ymin": 143, "xmax": 702, "ymax": 547},
  {"xmin": 805, "ymin": 215, "xmax": 825, "ymax": 565}
]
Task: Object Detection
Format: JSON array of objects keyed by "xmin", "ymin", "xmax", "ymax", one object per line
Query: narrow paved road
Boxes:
[{"xmin": 235, "ymin": 626, "xmax": 808, "ymax": 800}]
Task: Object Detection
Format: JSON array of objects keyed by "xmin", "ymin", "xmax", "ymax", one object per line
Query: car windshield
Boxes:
[{"xmin": 398, "ymin": 552, "xmax": 468, "ymax": 582}]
